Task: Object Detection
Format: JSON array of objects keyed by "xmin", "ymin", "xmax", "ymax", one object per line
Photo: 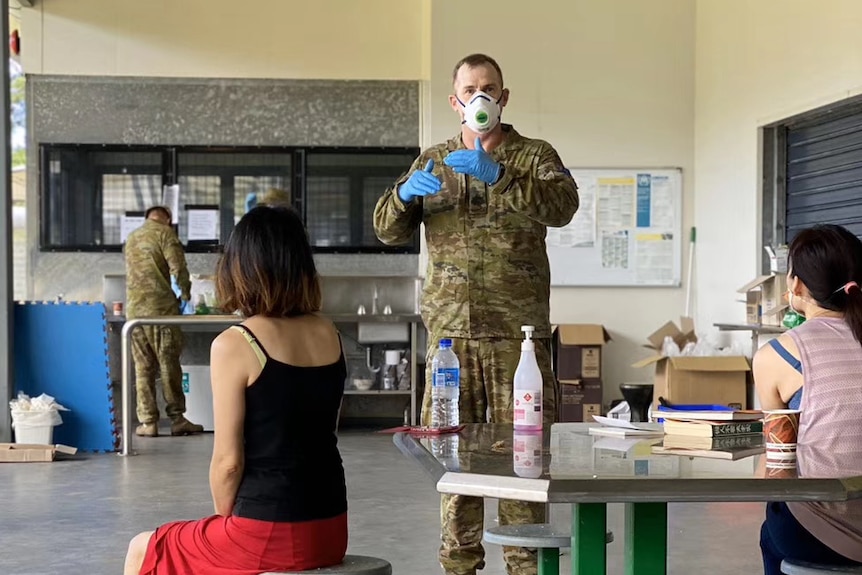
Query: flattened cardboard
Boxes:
[
  {"xmin": 645, "ymin": 317, "xmax": 696, "ymax": 350},
  {"xmin": 737, "ymin": 275, "xmax": 773, "ymax": 293},
  {"xmin": 737, "ymin": 274, "xmax": 787, "ymax": 325},
  {"xmin": 762, "ymin": 303, "xmax": 789, "ymax": 327},
  {"xmin": 0, "ymin": 443, "xmax": 77, "ymax": 463}
]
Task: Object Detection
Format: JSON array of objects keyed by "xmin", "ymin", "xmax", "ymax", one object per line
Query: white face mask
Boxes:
[{"xmin": 457, "ymin": 91, "xmax": 502, "ymax": 133}]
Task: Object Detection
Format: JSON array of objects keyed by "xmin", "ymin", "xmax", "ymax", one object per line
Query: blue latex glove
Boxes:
[
  {"xmin": 171, "ymin": 275, "xmax": 194, "ymax": 315},
  {"xmin": 443, "ymin": 137, "xmax": 501, "ymax": 185},
  {"xmin": 398, "ymin": 159, "xmax": 441, "ymax": 203}
]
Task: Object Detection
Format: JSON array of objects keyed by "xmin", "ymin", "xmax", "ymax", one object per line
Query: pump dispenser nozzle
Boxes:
[{"xmin": 520, "ymin": 325, "xmax": 535, "ymax": 351}]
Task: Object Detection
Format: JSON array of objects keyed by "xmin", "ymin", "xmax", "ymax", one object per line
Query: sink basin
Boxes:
[{"xmin": 357, "ymin": 322, "xmax": 409, "ymax": 344}]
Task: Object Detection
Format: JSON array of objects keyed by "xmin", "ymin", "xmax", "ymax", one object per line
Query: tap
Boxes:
[{"xmin": 372, "ymin": 284, "xmax": 379, "ymax": 315}]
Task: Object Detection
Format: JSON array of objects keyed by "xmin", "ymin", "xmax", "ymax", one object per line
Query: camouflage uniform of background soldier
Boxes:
[
  {"xmin": 373, "ymin": 54, "xmax": 579, "ymax": 575},
  {"xmin": 124, "ymin": 207, "xmax": 203, "ymax": 438}
]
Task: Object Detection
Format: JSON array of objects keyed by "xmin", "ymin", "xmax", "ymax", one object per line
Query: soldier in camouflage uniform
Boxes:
[
  {"xmin": 373, "ymin": 54, "xmax": 579, "ymax": 575},
  {"xmin": 124, "ymin": 206, "xmax": 204, "ymax": 438}
]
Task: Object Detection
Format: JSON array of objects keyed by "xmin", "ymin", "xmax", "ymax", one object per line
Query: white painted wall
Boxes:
[
  {"xmin": 694, "ymin": 0, "xmax": 862, "ymax": 342},
  {"xmin": 19, "ymin": 0, "xmax": 697, "ymax": 403},
  {"xmin": 428, "ymin": 0, "xmax": 696, "ymax": 399},
  {"xmin": 21, "ymin": 0, "xmax": 426, "ymax": 79}
]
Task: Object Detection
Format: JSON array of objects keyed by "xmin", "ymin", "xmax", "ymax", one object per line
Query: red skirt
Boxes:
[{"xmin": 139, "ymin": 513, "xmax": 347, "ymax": 575}]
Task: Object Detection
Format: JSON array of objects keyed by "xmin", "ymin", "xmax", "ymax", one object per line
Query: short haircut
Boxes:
[
  {"xmin": 216, "ymin": 205, "xmax": 321, "ymax": 318},
  {"xmin": 145, "ymin": 206, "xmax": 171, "ymax": 220},
  {"xmin": 452, "ymin": 53, "xmax": 504, "ymax": 87}
]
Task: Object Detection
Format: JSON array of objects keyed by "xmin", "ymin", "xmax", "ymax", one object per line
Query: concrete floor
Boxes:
[{"xmin": 1, "ymin": 430, "xmax": 767, "ymax": 574}]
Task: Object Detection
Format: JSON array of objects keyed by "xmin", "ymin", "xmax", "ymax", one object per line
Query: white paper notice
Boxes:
[
  {"xmin": 649, "ymin": 175, "xmax": 675, "ymax": 229},
  {"xmin": 187, "ymin": 209, "xmax": 219, "ymax": 241},
  {"xmin": 601, "ymin": 230, "xmax": 629, "ymax": 269},
  {"xmin": 635, "ymin": 233, "xmax": 675, "ymax": 284},
  {"xmin": 162, "ymin": 185, "xmax": 180, "ymax": 223},
  {"xmin": 548, "ymin": 179, "xmax": 597, "ymax": 248},
  {"xmin": 120, "ymin": 215, "xmax": 145, "ymax": 244},
  {"xmin": 597, "ymin": 177, "xmax": 635, "ymax": 230}
]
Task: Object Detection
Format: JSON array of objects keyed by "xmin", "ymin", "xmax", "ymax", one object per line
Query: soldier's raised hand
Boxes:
[
  {"xmin": 397, "ymin": 160, "xmax": 442, "ymax": 203},
  {"xmin": 443, "ymin": 137, "xmax": 501, "ymax": 185}
]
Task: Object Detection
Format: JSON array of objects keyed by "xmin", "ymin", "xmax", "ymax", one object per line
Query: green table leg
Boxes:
[
  {"xmin": 624, "ymin": 502, "xmax": 668, "ymax": 575},
  {"xmin": 571, "ymin": 503, "xmax": 607, "ymax": 575},
  {"xmin": 538, "ymin": 548, "xmax": 559, "ymax": 575}
]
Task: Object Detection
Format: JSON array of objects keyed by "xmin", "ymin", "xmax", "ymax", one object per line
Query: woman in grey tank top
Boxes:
[{"xmin": 754, "ymin": 224, "xmax": 862, "ymax": 574}]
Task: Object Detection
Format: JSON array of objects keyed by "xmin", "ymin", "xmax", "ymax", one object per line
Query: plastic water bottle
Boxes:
[
  {"xmin": 431, "ymin": 338, "xmax": 460, "ymax": 429},
  {"xmin": 513, "ymin": 325, "xmax": 543, "ymax": 431}
]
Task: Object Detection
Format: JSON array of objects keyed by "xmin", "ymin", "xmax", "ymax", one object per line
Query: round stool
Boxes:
[
  {"xmin": 484, "ymin": 524, "xmax": 613, "ymax": 575},
  {"xmin": 781, "ymin": 559, "xmax": 862, "ymax": 574},
  {"xmin": 262, "ymin": 555, "xmax": 392, "ymax": 575}
]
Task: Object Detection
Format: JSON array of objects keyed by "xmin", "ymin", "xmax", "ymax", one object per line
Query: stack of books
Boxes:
[{"xmin": 652, "ymin": 409, "xmax": 765, "ymax": 460}]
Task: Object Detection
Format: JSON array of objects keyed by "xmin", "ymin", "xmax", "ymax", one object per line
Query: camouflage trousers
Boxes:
[
  {"xmin": 423, "ymin": 336, "xmax": 558, "ymax": 575},
  {"xmin": 131, "ymin": 325, "xmax": 186, "ymax": 424}
]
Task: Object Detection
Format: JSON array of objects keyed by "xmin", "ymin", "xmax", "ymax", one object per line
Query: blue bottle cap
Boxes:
[{"xmin": 439, "ymin": 338, "xmax": 453, "ymax": 348}]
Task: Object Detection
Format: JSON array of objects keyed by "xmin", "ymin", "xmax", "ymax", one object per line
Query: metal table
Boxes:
[
  {"xmin": 120, "ymin": 315, "xmax": 243, "ymax": 456},
  {"xmin": 395, "ymin": 423, "xmax": 862, "ymax": 575},
  {"xmin": 120, "ymin": 313, "xmax": 422, "ymax": 456}
]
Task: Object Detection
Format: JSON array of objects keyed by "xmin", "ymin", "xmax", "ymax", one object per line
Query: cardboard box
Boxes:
[
  {"xmin": 553, "ymin": 324, "xmax": 612, "ymax": 380},
  {"xmin": 634, "ymin": 317, "xmax": 751, "ymax": 409},
  {"xmin": 644, "ymin": 317, "xmax": 696, "ymax": 352},
  {"xmin": 0, "ymin": 443, "xmax": 77, "ymax": 463},
  {"xmin": 632, "ymin": 355, "xmax": 751, "ymax": 410},
  {"xmin": 765, "ymin": 245, "xmax": 789, "ymax": 274},
  {"xmin": 737, "ymin": 275, "xmax": 787, "ymax": 326},
  {"xmin": 559, "ymin": 379, "xmax": 603, "ymax": 422}
]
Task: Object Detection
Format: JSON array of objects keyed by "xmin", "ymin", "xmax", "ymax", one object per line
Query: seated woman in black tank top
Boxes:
[{"xmin": 123, "ymin": 206, "xmax": 348, "ymax": 575}]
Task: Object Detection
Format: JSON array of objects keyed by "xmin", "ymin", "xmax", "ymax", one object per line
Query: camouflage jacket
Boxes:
[
  {"xmin": 124, "ymin": 220, "xmax": 191, "ymax": 318},
  {"xmin": 373, "ymin": 125, "xmax": 579, "ymax": 339}
]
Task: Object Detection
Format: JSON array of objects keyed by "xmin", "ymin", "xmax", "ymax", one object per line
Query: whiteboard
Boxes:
[{"xmin": 548, "ymin": 168, "xmax": 683, "ymax": 287}]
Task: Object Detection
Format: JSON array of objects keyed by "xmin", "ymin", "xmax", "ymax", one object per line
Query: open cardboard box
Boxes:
[
  {"xmin": 737, "ymin": 274, "xmax": 787, "ymax": 326},
  {"xmin": 0, "ymin": 443, "xmax": 77, "ymax": 463},
  {"xmin": 633, "ymin": 317, "xmax": 751, "ymax": 410}
]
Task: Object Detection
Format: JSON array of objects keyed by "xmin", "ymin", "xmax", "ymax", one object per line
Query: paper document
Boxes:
[
  {"xmin": 591, "ymin": 415, "xmax": 664, "ymax": 436},
  {"xmin": 120, "ymin": 215, "xmax": 145, "ymax": 244},
  {"xmin": 162, "ymin": 185, "xmax": 180, "ymax": 223},
  {"xmin": 187, "ymin": 208, "xmax": 219, "ymax": 241}
]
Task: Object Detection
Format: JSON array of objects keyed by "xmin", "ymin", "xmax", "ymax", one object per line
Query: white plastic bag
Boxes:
[{"xmin": 9, "ymin": 392, "xmax": 68, "ymax": 429}]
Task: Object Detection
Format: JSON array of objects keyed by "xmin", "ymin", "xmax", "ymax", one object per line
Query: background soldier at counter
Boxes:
[
  {"xmin": 374, "ymin": 53, "xmax": 579, "ymax": 575},
  {"xmin": 125, "ymin": 206, "xmax": 204, "ymax": 438}
]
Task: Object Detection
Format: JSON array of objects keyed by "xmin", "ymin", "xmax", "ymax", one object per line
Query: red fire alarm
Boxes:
[{"xmin": 9, "ymin": 30, "xmax": 20, "ymax": 56}]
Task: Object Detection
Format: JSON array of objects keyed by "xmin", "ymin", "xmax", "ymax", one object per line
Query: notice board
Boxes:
[{"xmin": 548, "ymin": 168, "xmax": 682, "ymax": 287}]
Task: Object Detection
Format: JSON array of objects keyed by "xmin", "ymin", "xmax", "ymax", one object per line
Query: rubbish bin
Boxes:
[
  {"xmin": 10, "ymin": 393, "xmax": 67, "ymax": 445},
  {"xmin": 182, "ymin": 365, "xmax": 213, "ymax": 431}
]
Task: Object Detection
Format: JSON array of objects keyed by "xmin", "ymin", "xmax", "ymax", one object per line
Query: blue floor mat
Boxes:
[{"xmin": 13, "ymin": 302, "xmax": 117, "ymax": 452}]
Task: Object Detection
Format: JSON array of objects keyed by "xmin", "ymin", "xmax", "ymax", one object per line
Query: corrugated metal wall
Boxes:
[{"xmin": 786, "ymin": 110, "xmax": 862, "ymax": 241}]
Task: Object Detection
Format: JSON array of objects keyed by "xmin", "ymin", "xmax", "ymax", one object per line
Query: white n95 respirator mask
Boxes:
[{"xmin": 457, "ymin": 91, "xmax": 502, "ymax": 133}]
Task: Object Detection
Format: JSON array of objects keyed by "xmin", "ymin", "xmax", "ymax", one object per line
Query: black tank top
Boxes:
[{"xmin": 231, "ymin": 325, "xmax": 348, "ymax": 523}]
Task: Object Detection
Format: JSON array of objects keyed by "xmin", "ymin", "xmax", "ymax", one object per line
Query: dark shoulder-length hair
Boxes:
[
  {"xmin": 788, "ymin": 223, "xmax": 862, "ymax": 343},
  {"xmin": 216, "ymin": 205, "xmax": 321, "ymax": 318}
]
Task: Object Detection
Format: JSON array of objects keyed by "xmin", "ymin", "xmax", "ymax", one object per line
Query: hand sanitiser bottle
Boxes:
[{"xmin": 513, "ymin": 325, "xmax": 543, "ymax": 431}]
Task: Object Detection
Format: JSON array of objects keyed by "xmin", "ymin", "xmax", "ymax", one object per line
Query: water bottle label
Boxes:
[
  {"xmin": 514, "ymin": 389, "xmax": 542, "ymax": 426},
  {"xmin": 433, "ymin": 367, "xmax": 459, "ymax": 388}
]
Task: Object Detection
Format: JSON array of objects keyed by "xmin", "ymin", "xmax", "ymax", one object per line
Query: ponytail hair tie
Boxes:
[{"xmin": 844, "ymin": 281, "xmax": 859, "ymax": 295}]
